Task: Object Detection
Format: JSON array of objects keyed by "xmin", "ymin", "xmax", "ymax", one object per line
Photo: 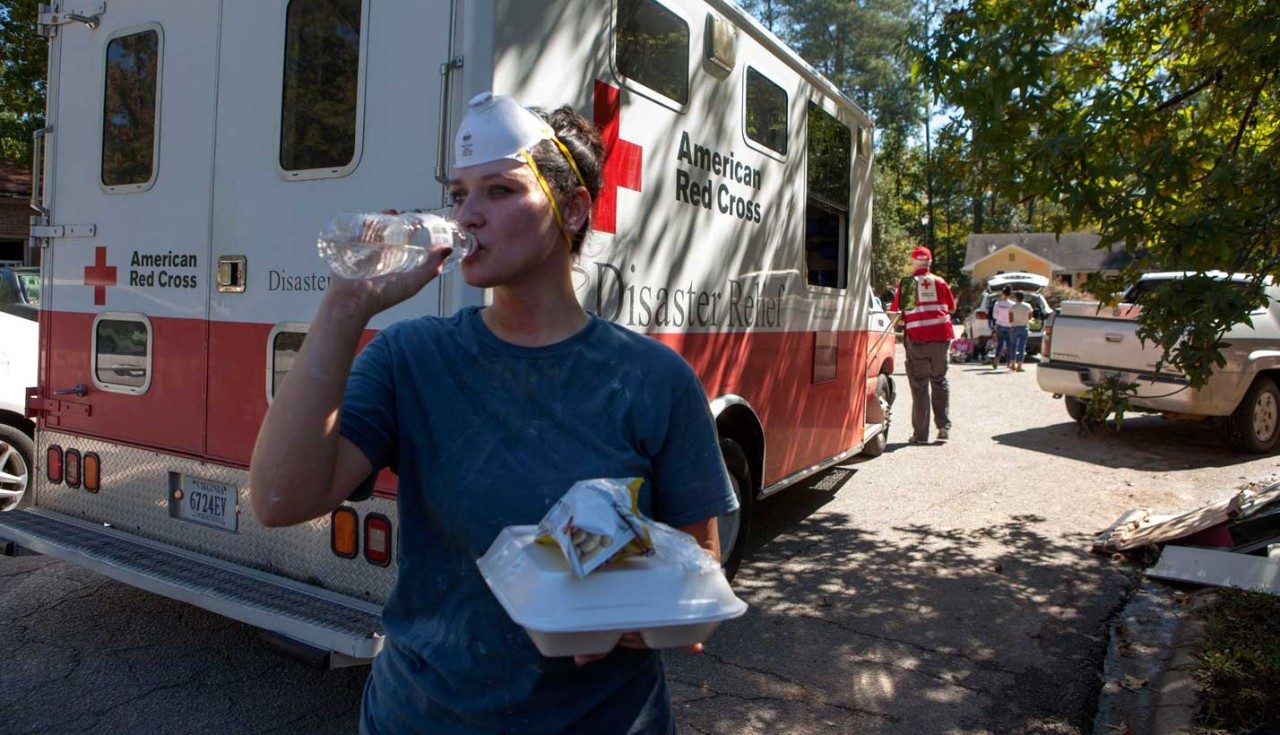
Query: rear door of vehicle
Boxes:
[
  {"xmin": 40, "ymin": 4, "xmax": 219, "ymax": 454},
  {"xmin": 204, "ymin": 0, "xmax": 459, "ymax": 464}
]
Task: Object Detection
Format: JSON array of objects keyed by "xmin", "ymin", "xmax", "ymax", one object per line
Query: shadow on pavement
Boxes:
[
  {"xmin": 681, "ymin": 465, "xmax": 1135, "ymax": 734},
  {"xmin": 990, "ymin": 417, "xmax": 1267, "ymax": 471}
]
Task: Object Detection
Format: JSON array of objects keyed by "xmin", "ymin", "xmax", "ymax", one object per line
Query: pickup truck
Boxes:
[{"xmin": 1037, "ymin": 272, "xmax": 1280, "ymax": 453}]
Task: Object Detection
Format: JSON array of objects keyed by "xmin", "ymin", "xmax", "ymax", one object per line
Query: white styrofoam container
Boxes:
[{"xmin": 477, "ymin": 525, "xmax": 748, "ymax": 657}]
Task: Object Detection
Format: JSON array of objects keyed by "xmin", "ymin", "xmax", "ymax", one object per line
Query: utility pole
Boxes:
[{"xmin": 923, "ymin": 1, "xmax": 937, "ymax": 267}]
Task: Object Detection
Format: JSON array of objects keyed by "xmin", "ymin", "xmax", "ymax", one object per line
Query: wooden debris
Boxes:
[{"xmin": 1095, "ymin": 481, "xmax": 1280, "ymax": 552}]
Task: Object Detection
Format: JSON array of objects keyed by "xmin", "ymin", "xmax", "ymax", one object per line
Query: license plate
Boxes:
[{"xmin": 170, "ymin": 474, "xmax": 239, "ymax": 533}]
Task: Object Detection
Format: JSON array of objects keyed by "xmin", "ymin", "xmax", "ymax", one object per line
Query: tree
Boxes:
[
  {"xmin": 918, "ymin": 0, "xmax": 1280, "ymax": 388},
  {"xmin": 0, "ymin": 0, "xmax": 46, "ymax": 164}
]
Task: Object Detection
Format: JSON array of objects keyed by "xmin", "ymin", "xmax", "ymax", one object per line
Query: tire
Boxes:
[
  {"xmin": 1226, "ymin": 377, "xmax": 1280, "ymax": 454},
  {"xmin": 1065, "ymin": 396, "xmax": 1087, "ymax": 422},
  {"xmin": 717, "ymin": 439, "xmax": 753, "ymax": 580},
  {"xmin": 860, "ymin": 375, "xmax": 893, "ymax": 457},
  {"xmin": 0, "ymin": 423, "xmax": 34, "ymax": 513}
]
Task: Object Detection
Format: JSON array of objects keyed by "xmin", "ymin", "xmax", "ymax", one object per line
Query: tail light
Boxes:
[
  {"xmin": 83, "ymin": 453, "xmax": 101, "ymax": 493},
  {"xmin": 46, "ymin": 446, "xmax": 63, "ymax": 484},
  {"xmin": 975, "ymin": 310, "xmax": 988, "ymax": 320},
  {"xmin": 364, "ymin": 513, "xmax": 393, "ymax": 567},
  {"xmin": 1042, "ymin": 321, "xmax": 1053, "ymax": 360},
  {"xmin": 64, "ymin": 449, "xmax": 81, "ymax": 488},
  {"xmin": 330, "ymin": 506, "xmax": 359, "ymax": 559}
]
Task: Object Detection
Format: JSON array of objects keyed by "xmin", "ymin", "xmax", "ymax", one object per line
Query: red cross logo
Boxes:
[
  {"xmin": 593, "ymin": 80, "xmax": 643, "ymax": 234},
  {"xmin": 83, "ymin": 246, "xmax": 117, "ymax": 306}
]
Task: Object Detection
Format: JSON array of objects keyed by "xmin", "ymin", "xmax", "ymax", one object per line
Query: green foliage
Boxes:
[
  {"xmin": 1193, "ymin": 589, "xmax": 1280, "ymax": 733},
  {"xmin": 0, "ymin": 0, "xmax": 46, "ymax": 164},
  {"xmin": 917, "ymin": 0, "xmax": 1280, "ymax": 388},
  {"xmin": 1041, "ymin": 280, "xmax": 1089, "ymax": 308},
  {"xmin": 1132, "ymin": 274, "xmax": 1266, "ymax": 387},
  {"xmin": 1078, "ymin": 374, "xmax": 1140, "ymax": 430}
]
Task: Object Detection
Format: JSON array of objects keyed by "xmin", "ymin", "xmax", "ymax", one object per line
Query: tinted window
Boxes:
[
  {"xmin": 745, "ymin": 68, "xmax": 787, "ymax": 155},
  {"xmin": 271, "ymin": 331, "xmax": 306, "ymax": 398},
  {"xmin": 616, "ymin": 0, "xmax": 689, "ymax": 105},
  {"xmin": 280, "ymin": 0, "xmax": 362, "ymax": 171},
  {"xmin": 17, "ymin": 272, "xmax": 40, "ymax": 306},
  {"xmin": 95, "ymin": 318, "xmax": 149, "ymax": 390},
  {"xmin": 102, "ymin": 30, "xmax": 159, "ymax": 187},
  {"xmin": 804, "ymin": 103, "xmax": 851, "ymax": 289}
]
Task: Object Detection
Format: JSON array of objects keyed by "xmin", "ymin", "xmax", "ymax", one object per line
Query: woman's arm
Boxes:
[
  {"xmin": 678, "ymin": 518, "xmax": 721, "ymax": 562},
  {"xmin": 250, "ymin": 254, "xmax": 447, "ymax": 527},
  {"xmin": 250, "ymin": 289, "xmax": 378, "ymax": 527}
]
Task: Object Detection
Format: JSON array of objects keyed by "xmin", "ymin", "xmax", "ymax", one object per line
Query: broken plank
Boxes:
[{"xmin": 1098, "ymin": 482, "xmax": 1280, "ymax": 552}]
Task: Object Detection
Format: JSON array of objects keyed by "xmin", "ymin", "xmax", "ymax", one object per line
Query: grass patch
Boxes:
[{"xmin": 1191, "ymin": 588, "xmax": 1280, "ymax": 734}]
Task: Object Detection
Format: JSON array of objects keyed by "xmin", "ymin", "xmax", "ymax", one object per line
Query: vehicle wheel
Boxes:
[
  {"xmin": 717, "ymin": 439, "xmax": 753, "ymax": 580},
  {"xmin": 860, "ymin": 375, "xmax": 893, "ymax": 457},
  {"xmin": 1065, "ymin": 396, "xmax": 1087, "ymax": 422},
  {"xmin": 1226, "ymin": 377, "xmax": 1280, "ymax": 454},
  {"xmin": 0, "ymin": 423, "xmax": 34, "ymax": 512}
]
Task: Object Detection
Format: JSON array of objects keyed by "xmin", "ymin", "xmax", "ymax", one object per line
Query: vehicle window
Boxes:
[
  {"xmin": 745, "ymin": 67, "xmax": 787, "ymax": 155},
  {"xmin": 280, "ymin": 0, "xmax": 363, "ymax": 172},
  {"xmin": 616, "ymin": 0, "xmax": 689, "ymax": 105},
  {"xmin": 804, "ymin": 102, "xmax": 851, "ymax": 289},
  {"xmin": 270, "ymin": 330, "xmax": 307, "ymax": 399},
  {"xmin": 94, "ymin": 317, "xmax": 150, "ymax": 392},
  {"xmin": 17, "ymin": 273, "xmax": 40, "ymax": 306},
  {"xmin": 101, "ymin": 29, "xmax": 160, "ymax": 188},
  {"xmin": 1125, "ymin": 278, "xmax": 1266, "ymax": 308}
]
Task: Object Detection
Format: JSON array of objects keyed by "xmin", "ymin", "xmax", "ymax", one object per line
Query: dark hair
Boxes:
[
  {"xmin": 530, "ymin": 105, "xmax": 604, "ymax": 254},
  {"xmin": 1014, "ymin": 291, "xmax": 1025, "ymax": 301},
  {"xmin": 1001, "ymin": 286, "xmax": 1012, "ymax": 296}
]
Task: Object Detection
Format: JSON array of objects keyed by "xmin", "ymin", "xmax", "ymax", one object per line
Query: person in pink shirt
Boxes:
[{"xmin": 890, "ymin": 246, "xmax": 956, "ymax": 443}]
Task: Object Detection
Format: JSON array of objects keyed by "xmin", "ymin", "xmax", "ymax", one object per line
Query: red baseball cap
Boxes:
[{"xmin": 911, "ymin": 246, "xmax": 932, "ymax": 260}]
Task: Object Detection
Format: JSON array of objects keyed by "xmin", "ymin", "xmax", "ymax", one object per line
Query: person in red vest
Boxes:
[{"xmin": 890, "ymin": 246, "xmax": 956, "ymax": 443}]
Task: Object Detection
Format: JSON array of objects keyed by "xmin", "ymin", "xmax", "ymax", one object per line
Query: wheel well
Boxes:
[
  {"xmin": 0, "ymin": 409, "xmax": 34, "ymax": 438},
  {"xmin": 1256, "ymin": 369, "xmax": 1280, "ymax": 391},
  {"xmin": 715, "ymin": 404, "xmax": 763, "ymax": 497}
]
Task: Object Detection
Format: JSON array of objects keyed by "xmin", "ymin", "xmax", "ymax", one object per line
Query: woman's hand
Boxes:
[
  {"xmin": 572, "ymin": 634, "xmax": 703, "ymax": 667},
  {"xmin": 326, "ymin": 249, "xmax": 453, "ymax": 322}
]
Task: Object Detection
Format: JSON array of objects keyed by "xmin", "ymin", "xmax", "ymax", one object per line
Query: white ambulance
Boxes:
[{"xmin": 3, "ymin": 0, "xmax": 889, "ymax": 665}]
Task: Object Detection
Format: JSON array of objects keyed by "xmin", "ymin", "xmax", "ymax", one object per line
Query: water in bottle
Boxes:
[{"xmin": 317, "ymin": 211, "xmax": 476, "ymax": 280}]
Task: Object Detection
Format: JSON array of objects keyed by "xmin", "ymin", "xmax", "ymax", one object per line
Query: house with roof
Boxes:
[
  {"xmin": 962, "ymin": 232, "xmax": 1132, "ymax": 289},
  {"xmin": 0, "ymin": 161, "xmax": 33, "ymax": 266}
]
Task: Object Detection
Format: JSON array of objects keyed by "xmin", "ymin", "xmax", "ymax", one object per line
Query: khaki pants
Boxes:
[{"xmin": 904, "ymin": 337, "xmax": 950, "ymax": 440}]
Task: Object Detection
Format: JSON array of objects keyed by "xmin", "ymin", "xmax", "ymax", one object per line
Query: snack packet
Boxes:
[{"xmin": 537, "ymin": 478, "xmax": 653, "ymax": 577}]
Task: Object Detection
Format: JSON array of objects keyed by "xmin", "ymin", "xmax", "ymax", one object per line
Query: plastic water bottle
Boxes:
[{"xmin": 317, "ymin": 211, "xmax": 476, "ymax": 280}]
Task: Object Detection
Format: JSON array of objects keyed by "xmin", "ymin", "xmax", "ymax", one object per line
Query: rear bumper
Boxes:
[
  {"xmin": 1035, "ymin": 361, "xmax": 1244, "ymax": 416},
  {"xmin": 0, "ymin": 508, "xmax": 384, "ymax": 659}
]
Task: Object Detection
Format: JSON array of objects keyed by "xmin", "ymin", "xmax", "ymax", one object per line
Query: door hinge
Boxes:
[
  {"xmin": 30, "ymin": 223, "xmax": 96, "ymax": 238},
  {"xmin": 26, "ymin": 387, "xmax": 92, "ymax": 420},
  {"xmin": 38, "ymin": 3, "xmax": 105, "ymax": 38}
]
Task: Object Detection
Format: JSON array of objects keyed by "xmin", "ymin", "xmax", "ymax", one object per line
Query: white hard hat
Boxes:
[{"xmin": 454, "ymin": 92, "xmax": 555, "ymax": 169}]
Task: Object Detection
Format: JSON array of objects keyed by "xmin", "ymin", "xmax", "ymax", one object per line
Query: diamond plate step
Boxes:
[{"xmin": 0, "ymin": 509, "xmax": 384, "ymax": 659}]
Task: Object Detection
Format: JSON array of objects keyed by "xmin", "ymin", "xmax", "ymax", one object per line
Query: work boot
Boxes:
[{"xmin": 936, "ymin": 428, "xmax": 949, "ymax": 441}]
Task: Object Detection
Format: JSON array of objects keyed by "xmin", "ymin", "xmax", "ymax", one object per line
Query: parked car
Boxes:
[
  {"xmin": 1037, "ymin": 271, "xmax": 1280, "ymax": 453},
  {"xmin": 962, "ymin": 272, "xmax": 1052, "ymax": 357},
  {"xmin": 0, "ymin": 266, "xmax": 38, "ymax": 511}
]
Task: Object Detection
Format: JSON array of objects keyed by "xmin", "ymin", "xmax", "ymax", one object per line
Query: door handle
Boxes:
[
  {"xmin": 54, "ymin": 384, "xmax": 88, "ymax": 397},
  {"xmin": 1105, "ymin": 333, "xmax": 1124, "ymax": 343}
]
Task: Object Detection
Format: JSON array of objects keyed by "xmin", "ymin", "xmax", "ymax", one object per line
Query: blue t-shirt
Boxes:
[{"xmin": 340, "ymin": 306, "xmax": 738, "ymax": 735}]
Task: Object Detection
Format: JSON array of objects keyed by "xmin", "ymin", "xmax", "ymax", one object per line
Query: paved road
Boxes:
[{"xmin": 4, "ymin": 347, "xmax": 1279, "ymax": 735}]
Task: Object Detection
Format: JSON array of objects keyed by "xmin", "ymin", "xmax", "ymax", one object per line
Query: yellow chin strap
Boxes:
[{"xmin": 518, "ymin": 136, "xmax": 588, "ymax": 251}]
